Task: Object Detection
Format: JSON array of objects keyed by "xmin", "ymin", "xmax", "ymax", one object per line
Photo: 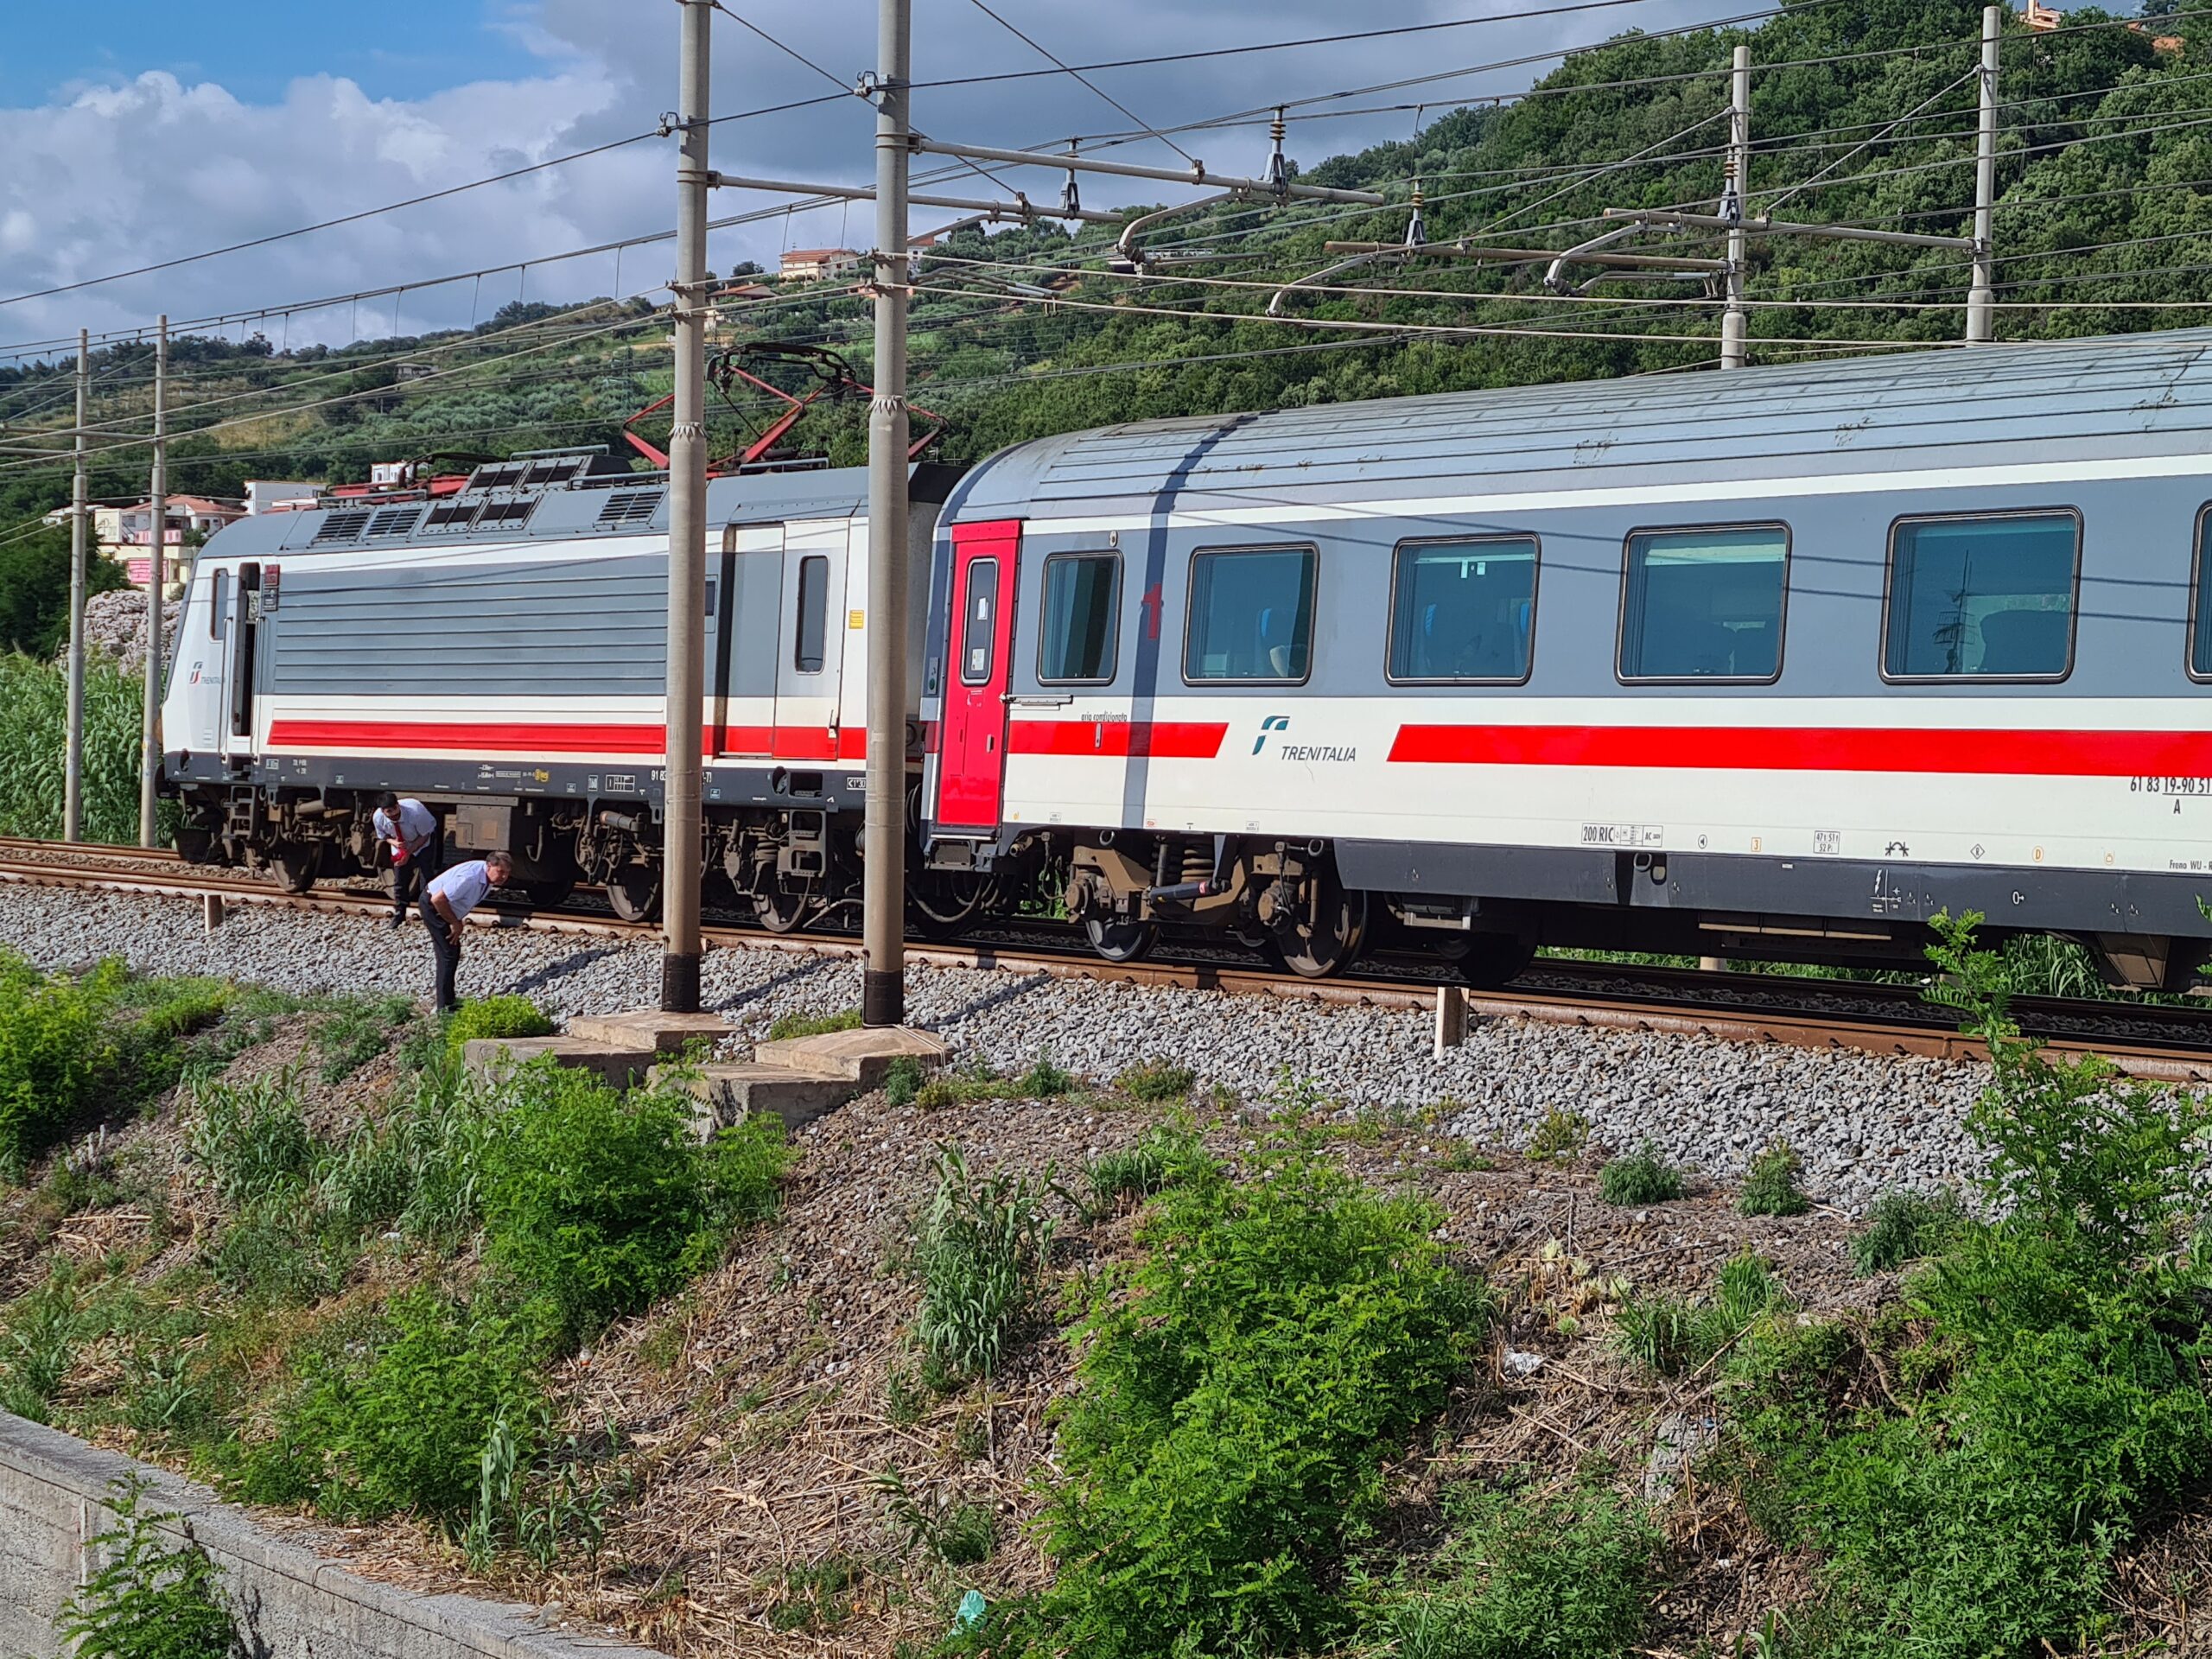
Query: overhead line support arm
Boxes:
[
  {"xmin": 707, "ymin": 171, "xmax": 1122, "ymax": 226},
  {"xmin": 1603, "ymin": 207, "xmax": 1974, "ymax": 251},
  {"xmin": 908, "ymin": 137, "xmax": 1386, "ymax": 205}
]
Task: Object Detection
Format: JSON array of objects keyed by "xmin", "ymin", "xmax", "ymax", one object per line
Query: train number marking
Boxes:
[{"xmin": 1581, "ymin": 823, "xmax": 1663, "ymax": 848}]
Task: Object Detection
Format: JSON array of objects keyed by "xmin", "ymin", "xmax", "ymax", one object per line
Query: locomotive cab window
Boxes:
[
  {"xmin": 794, "ymin": 554, "xmax": 830, "ymax": 673},
  {"xmin": 1389, "ymin": 536, "xmax": 1537, "ymax": 683},
  {"xmin": 961, "ymin": 558, "xmax": 1000, "ymax": 686},
  {"xmin": 1185, "ymin": 545, "xmax": 1317, "ymax": 683},
  {"xmin": 1039, "ymin": 552, "xmax": 1122, "ymax": 684},
  {"xmin": 209, "ymin": 569, "xmax": 229, "ymax": 640},
  {"xmin": 1883, "ymin": 510, "xmax": 2079, "ymax": 680},
  {"xmin": 1618, "ymin": 524, "xmax": 1788, "ymax": 683}
]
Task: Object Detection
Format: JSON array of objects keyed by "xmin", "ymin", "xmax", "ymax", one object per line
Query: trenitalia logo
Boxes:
[{"xmin": 1252, "ymin": 715, "xmax": 1291, "ymax": 756}]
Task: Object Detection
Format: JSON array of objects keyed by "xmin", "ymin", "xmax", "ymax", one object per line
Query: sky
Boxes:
[{"xmin": 0, "ymin": 0, "xmax": 1732, "ymax": 361}]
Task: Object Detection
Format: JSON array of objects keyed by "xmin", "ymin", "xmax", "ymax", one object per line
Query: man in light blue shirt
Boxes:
[
  {"xmin": 372, "ymin": 791, "xmax": 442, "ymax": 928},
  {"xmin": 421, "ymin": 850, "xmax": 513, "ymax": 1013}
]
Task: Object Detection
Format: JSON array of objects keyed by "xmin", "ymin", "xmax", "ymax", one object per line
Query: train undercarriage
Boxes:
[{"xmin": 167, "ymin": 783, "xmax": 2202, "ymax": 994}]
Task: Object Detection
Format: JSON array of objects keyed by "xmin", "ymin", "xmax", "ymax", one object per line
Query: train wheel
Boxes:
[
  {"xmin": 523, "ymin": 879, "xmax": 575, "ymax": 912},
  {"xmin": 910, "ymin": 871, "xmax": 985, "ymax": 940},
  {"xmin": 1451, "ymin": 933, "xmax": 1537, "ymax": 989},
  {"xmin": 269, "ymin": 842, "xmax": 321, "ymax": 894},
  {"xmin": 606, "ymin": 865, "xmax": 661, "ymax": 924},
  {"xmin": 754, "ymin": 887, "xmax": 810, "ymax": 934},
  {"xmin": 1084, "ymin": 916, "xmax": 1157, "ymax": 964},
  {"xmin": 1275, "ymin": 880, "xmax": 1367, "ymax": 979}
]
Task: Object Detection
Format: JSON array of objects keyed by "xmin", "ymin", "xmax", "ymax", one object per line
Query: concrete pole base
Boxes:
[{"xmin": 863, "ymin": 967, "xmax": 905, "ymax": 1028}]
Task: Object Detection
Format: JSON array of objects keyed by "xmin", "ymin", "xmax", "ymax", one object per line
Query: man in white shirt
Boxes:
[
  {"xmin": 372, "ymin": 792, "xmax": 442, "ymax": 929},
  {"xmin": 422, "ymin": 850, "xmax": 513, "ymax": 1014}
]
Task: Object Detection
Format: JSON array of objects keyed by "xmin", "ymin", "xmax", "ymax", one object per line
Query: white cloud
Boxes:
[{"xmin": 0, "ymin": 0, "xmax": 1723, "ymax": 356}]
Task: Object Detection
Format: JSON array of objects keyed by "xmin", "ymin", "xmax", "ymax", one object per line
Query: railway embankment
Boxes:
[{"xmin": 0, "ymin": 893, "xmax": 2205, "ymax": 1655}]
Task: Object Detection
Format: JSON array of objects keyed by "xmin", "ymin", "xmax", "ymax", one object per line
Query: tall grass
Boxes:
[{"xmin": 0, "ymin": 655, "xmax": 163, "ymax": 846}]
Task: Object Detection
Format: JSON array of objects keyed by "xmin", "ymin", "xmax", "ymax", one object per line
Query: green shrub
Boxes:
[
  {"xmin": 1113, "ymin": 1058, "xmax": 1195, "ymax": 1102},
  {"xmin": 55, "ymin": 1476, "xmax": 240, "ymax": 1659},
  {"xmin": 478, "ymin": 1062, "xmax": 785, "ymax": 1347},
  {"xmin": 1597, "ymin": 1140, "xmax": 1684, "ymax": 1205},
  {"xmin": 202, "ymin": 1196, "xmax": 356, "ymax": 1305},
  {"xmin": 878, "ymin": 1468, "xmax": 997, "ymax": 1567},
  {"xmin": 1615, "ymin": 1251, "xmax": 1786, "ymax": 1377},
  {"xmin": 1364, "ymin": 1482, "xmax": 1660, "ymax": 1659},
  {"xmin": 767, "ymin": 1007, "xmax": 862, "ymax": 1041},
  {"xmin": 1852, "ymin": 1189, "xmax": 1967, "ymax": 1274},
  {"xmin": 1722, "ymin": 914, "xmax": 2212, "ymax": 1655},
  {"xmin": 1030, "ymin": 1136, "xmax": 1489, "ymax": 1656},
  {"xmin": 312, "ymin": 995, "xmax": 416, "ymax": 1083},
  {"xmin": 286, "ymin": 1287, "xmax": 548, "ymax": 1526},
  {"xmin": 1014, "ymin": 1050, "xmax": 1076, "ymax": 1097},
  {"xmin": 1738, "ymin": 1141, "xmax": 1810, "ymax": 1217},
  {"xmin": 884, "ymin": 1056, "xmax": 925, "ymax": 1106},
  {"xmin": 915, "ymin": 1146, "xmax": 1054, "ymax": 1379},
  {"xmin": 317, "ymin": 1119, "xmax": 416, "ymax": 1230},
  {"xmin": 2, "ymin": 1276, "xmax": 81, "ymax": 1418},
  {"xmin": 1081, "ymin": 1120, "xmax": 1205, "ymax": 1217},
  {"xmin": 188, "ymin": 1075, "xmax": 316, "ymax": 1210},
  {"xmin": 0, "ymin": 954, "xmax": 128, "ymax": 1177},
  {"xmin": 443, "ymin": 995, "xmax": 554, "ymax": 1058},
  {"xmin": 1526, "ymin": 1106, "xmax": 1592, "ymax": 1162},
  {"xmin": 915, "ymin": 1070, "xmax": 1006, "ymax": 1111}
]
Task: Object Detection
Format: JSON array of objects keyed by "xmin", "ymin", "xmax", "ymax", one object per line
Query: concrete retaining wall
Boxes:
[{"xmin": 0, "ymin": 1410, "xmax": 664, "ymax": 1659}]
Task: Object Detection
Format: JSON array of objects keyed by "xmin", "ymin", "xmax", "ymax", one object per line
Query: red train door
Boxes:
[{"xmin": 936, "ymin": 520, "xmax": 1020, "ymax": 831}]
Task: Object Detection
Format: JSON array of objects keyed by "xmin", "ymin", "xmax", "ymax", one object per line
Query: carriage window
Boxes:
[
  {"xmin": 1389, "ymin": 537, "xmax": 1537, "ymax": 683},
  {"xmin": 960, "ymin": 558, "xmax": 999, "ymax": 686},
  {"xmin": 1039, "ymin": 552, "xmax": 1122, "ymax": 684},
  {"xmin": 794, "ymin": 555, "xmax": 829, "ymax": 673},
  {"xmin": 1884, "ymin": 511, "xmax": 2078, "ymax": 680},
  {"xmin": 1185, "ymin": 546, "xmax": 1316, "ymax": 683},
  {"xmin": 1618, "ymin": 524, "xmax": 1788, "ymax": 682},
  {"xmin": 208, "ymin": 569, "xmax": 229, "ymax": 641},
  {"xmin": 2195, "ymin": 511, "xmax": 2212, "ymax": 680}
]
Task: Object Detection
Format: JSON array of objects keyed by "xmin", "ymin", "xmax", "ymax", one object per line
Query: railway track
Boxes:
[{"xmin": 3, "ymin": 836, "xmax": 2209, "ymax": 1083}]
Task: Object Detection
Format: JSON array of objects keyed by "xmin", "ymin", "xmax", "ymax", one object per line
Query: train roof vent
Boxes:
[
  {"xmin": 364, "ymin": 506, "xmax": 423, "ymax": 539},
  {"xmin": 421, "ymin": 499, "xmax": 480, "ymax": 533},
  {"xmin": 309, "ymin": 509, "xmax": 375, "ymax": 545},
  {"xmin": 474, "ymin": 498, "xmax": 538, "ymax": 531},
  {"xmin": 595, "ymin": 488, "xmax": 664, "ymax": 528}
]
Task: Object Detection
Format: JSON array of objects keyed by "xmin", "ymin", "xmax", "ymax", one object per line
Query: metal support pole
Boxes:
[
  {"xmin": 139, "ymin": 315, "xmax": 166, "ymax": 849},
  {"xmin": 1720, "ymin": 45, "xmax": 1751, "ymax": 371},
  {"xmin": 63, "ymin": 329, "xmax": 88, "ymax": 844},
  {"xmin": 862, "ymin": 0, "xmax": 913, "ymax": 1029},
  {"xmin": 1967, "ymin": 3, "xmax": 2001, "ymax": 344},
  {"xmin": 661, "ymin": 0, "xmax": 711, "ymax": 1014}
]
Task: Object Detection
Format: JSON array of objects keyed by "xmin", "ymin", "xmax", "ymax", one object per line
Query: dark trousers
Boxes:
[
  {"xmin": 392, "ymin": 837, "xmax": 445, "ymax": 919},
  {"xmin": 420, "ymin": 892, "xmax": 462, "ymax": 1012}
]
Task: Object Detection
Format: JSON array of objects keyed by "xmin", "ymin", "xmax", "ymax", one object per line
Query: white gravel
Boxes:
[{"xmin": 0, "ymin": 884, "xmax": 1991, "ymax": 1211}]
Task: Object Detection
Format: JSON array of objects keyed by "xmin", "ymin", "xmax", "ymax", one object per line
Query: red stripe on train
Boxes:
[
  {"xmin": 1389, "ymin": 724, "xmax": 2212, "ymax": 776},
  {"xmin": 1006, "ymin": 720, "xmax": 1229, "ymax": 760},
  {"xmin": 267, "ymin": 719, "xmax": 857, "ymax": 762}
]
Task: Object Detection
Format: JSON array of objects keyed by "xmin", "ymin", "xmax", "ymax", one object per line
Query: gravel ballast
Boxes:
[{"xmin": 0, "ymin": 883, "xmax": 1990, "ymax": 1210}]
